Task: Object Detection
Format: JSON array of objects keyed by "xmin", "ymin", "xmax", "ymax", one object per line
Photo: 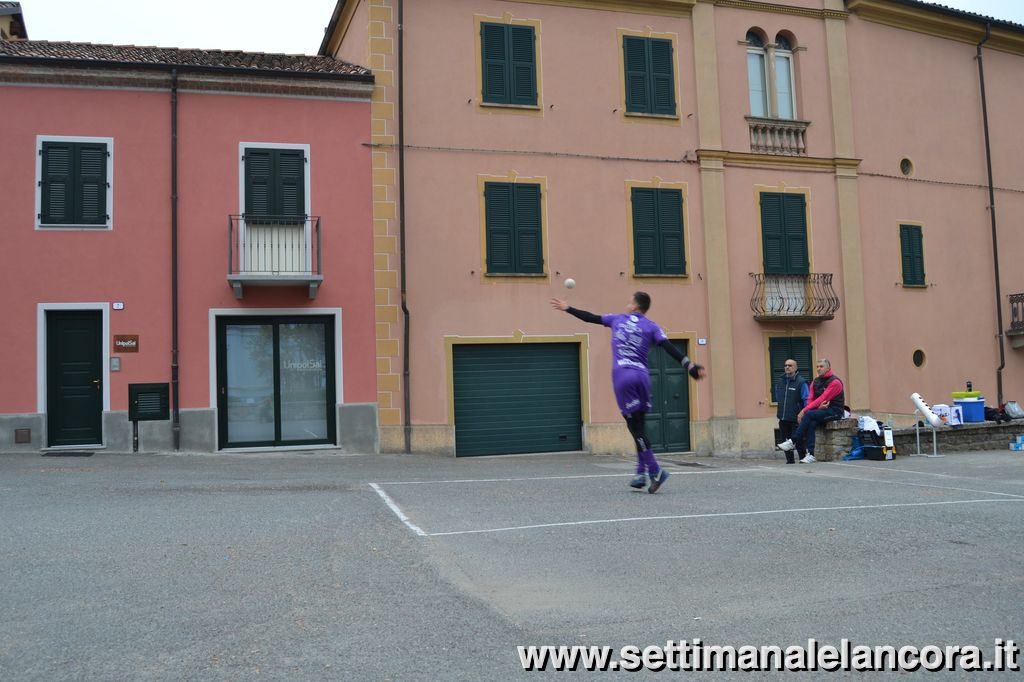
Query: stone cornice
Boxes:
[
  {"xmin": 0, "ymin": 63, "xmax": 374, "ymax": 99},
  {"xmin": 500, "ymin": 0, "xmax": 697, "ymax": 17},
  {"xmin": 700, "ymin": 0, "xmax": 847, "ymax": 22},
  {"xmin": 847, "ymin": 0, "xmax": 1024, "ymax": 56},
  {"xmin": 698, "ymin": 149, "xmax": 861, "ymax": 171}
]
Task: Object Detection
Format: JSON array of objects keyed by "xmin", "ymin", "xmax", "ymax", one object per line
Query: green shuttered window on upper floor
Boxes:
[
  {"xmin": 631, "ymin": 187, "xmax": 685, "ymax": 275},
  {"xmin": 485, "ymin": 182, "xmax": 543, "ymax": 274},
  {"xmin": 244, "ymin": 148, "xmax": 306, "ymax": 221},
  {"xmin": 899, "ymin": 224, "xmax": 925, "ymax": 286},
  {"xmin": 768, "ymin": 336, "xmax": 813, "ymax": 401},
  {"xmin": 481, "ymin": 22, "xmax": 537, "ymax": 106},
  {"xmin": 623, "ymin": 36, "xmax": 676, "ymax": 116},
  {"xmin": 39, "ymin": 141, "xmax": 109, "ymax": 226},
  {"xmin": 760, "ymin": 192, "xmax": 808, "ymax": 275}
]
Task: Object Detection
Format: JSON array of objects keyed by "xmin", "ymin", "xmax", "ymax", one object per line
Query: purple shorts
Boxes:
[{"xmin": 612, "ymin": 368, "xmax": 651, "ymax": 416}]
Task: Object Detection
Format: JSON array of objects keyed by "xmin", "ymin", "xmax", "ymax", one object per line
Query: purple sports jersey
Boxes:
[{"xmin": 601, "ymin": 313, "xmax": 669, "ymax": 415}]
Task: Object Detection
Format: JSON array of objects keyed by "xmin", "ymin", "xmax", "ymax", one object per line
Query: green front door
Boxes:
[
  {"xmin": 47, "ymin": 310, "xmax": 103, "ymax": 446},
  {"xmin": 646, "ymin": 340, "xmax": 691, "ymax": 453},
  {"xmin": 453, "ymin": 343, "xmax": 582, "ymax": 457}
]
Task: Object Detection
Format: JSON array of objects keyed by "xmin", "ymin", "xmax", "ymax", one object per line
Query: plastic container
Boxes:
[
  {"xmin": 955, "ymin": 397, "xmax": 985, "ymax": 423},
  {"xmin": 951, "ymin": 391, "xmax": 982, "ymax": 399},
  {"xmin": 1011, "ymin": 442, "xmax": 1023, "ymax": 452}
]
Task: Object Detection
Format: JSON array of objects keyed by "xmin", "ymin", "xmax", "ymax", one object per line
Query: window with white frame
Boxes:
[
  {"xmin": 746, "ymin": 31, "xmax": 798, "ymax": 120},
  {"xmin": 36, "ymin": 136, "xmax": 114, "ymax": 229}
]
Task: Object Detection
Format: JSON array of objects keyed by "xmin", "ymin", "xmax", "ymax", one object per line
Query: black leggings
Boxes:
[{"xmin": 624, "ymin": 411, "xmax": 650, "ymax": 454}]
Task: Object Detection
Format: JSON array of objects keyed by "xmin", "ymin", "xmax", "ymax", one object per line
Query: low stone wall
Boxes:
[{"xmin": 814, "ymin": 418, "xmax": 1024, "ymax": 461}]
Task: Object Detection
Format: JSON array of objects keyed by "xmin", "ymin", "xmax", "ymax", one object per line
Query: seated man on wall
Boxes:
[{"xmin": 776, "ymin": 358, "xmax": 845, "ymax": 463}]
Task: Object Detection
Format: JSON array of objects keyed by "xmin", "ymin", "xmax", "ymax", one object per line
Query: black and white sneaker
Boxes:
[{"xmin": 648, "ymin": 469, "xmax": 670, "ymax": 494}]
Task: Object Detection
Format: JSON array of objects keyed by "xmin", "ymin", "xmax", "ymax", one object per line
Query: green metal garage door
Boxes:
[{"xmin": 453, "ymin": 343, "xmax": 582, "ymax": 457}]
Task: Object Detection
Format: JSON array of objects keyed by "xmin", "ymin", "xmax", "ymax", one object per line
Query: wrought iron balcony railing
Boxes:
[
  {"xmin": 1009, "ymin": 293, "xmax": 1024, "ymax": 335},
  {"xmin": 227, "ymin": 214, "xmax": 323, "ymax": 299},
  {"xmin": 746, "ymin": 116, "xmax": 810, "ymax": 156},
  {"xmin": 750, "ymin": 273, "xmax": 840, "ymax": 321}
]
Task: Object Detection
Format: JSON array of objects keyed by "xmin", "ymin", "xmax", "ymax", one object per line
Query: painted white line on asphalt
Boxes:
[
  {"xmin": 368, "ymin": 482, "xmax": 428, "ymax": 537},
  {"xmin": 832, "ymin": 461, "xmax": 1024, "ymax": 487},
  {"xmin": 376, "ymin": 467, "xmax": 770, "ymax": 486},
  {"xmin": 776, "ymin": 465, "xmax": 1024, "ymax": 500},
  {"xmin": 425, "ymin": 499, "xmax": 1024, "ymax": 537}
]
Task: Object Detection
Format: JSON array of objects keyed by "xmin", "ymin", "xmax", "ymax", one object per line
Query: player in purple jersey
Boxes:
[{"xmin": 551, "ymin": 292, "xmax": 705, "ymax": 493}]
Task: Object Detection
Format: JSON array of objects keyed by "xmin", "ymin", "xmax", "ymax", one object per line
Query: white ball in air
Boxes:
[{"xmin": 564, "ymin": 278, "xmax": 576, "ymax": 289}]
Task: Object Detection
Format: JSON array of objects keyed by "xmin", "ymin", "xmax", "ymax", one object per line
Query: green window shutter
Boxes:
[
  {"xmin": 481, "ymin": 23, "xmax": 509, "ymax": 104},
  {"xmin": 760, "ymin": 192, "xmax": 786, "ymax": 274},
  {"xmin": 782, "ymin": 193, "xmax": 809, "ymax": 274},
  {"xmin": 792, "ymin": 338, "xmax": 813, "ymax": 383},
  {"xmin": 244, "ymin": 149, "xmax": 273, "ymax": 218},
  {"xmin": 649, "ymin": 38, "xmax": 676, "ymax": 115},
  {"xmin": 485, "ymin": 182, "xmax": 515, "ymax": 273},
  {"xmin": 40, "ymin": 142, "xmax": 73, "ymax": 224},
  {"xmin": 632, "ymin": 188, "xmax": 659, "ymax": 274},
  {"xmin": 657, "ymin": 189, "xmax": 685, "ymax": 274},
  {"xmin": 509, "ymin": 25, "xmax": 537, "ymax": 106},
  {"xmin": 623, "ymin": 36, "xmax": 650, "ymax": 113},
  {"xmin": 514, "ymin": 184, "xmax": 543, "ymax": 273},
  {"xmin": 769, "ymin": 336, "xmax": 813, "ymax": 398},
  {"xmin": 76, "ymin": 143, "xmax": 108, "ymax": 225},
  {"xmin": 900, "ymin": 224, "xmax": 925, "ymax": 285},
  {"xmin": 275, "ymin": 149, "xmax": 306, "ymax": 220},
  {"xmin": 768, "ymin": 337, "xmax": 789, "ymax": 396},
  {"xmin": 761, "ymin": 192, "xmax": 808, "ymax": 274}
]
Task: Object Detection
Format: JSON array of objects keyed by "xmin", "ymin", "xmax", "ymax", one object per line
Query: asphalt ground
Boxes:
[{"xmin": 1, "ymin": 449, "xmax": 1023, "ymax": 680}]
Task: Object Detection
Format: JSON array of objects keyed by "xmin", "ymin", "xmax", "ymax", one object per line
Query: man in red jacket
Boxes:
[{"xmin": 776, "ymin": 358, "xmax": 845, "ymax": 463}]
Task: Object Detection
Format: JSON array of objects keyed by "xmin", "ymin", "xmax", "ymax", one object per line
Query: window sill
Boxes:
[
  {"xmin": 624, "ymin": 111, "xmax": 679, "ymax": 120},
  {"xmin": 479, "ymin": 102, "xmax": 541, "ymax": 111},
  {"xmin": 36, "ymin": 224, "xmax": 112, "ymax": 231},
  {"xmin": 485, "ymin": 272, "xmax": 547, "ymax": 278},
  {"xmin": 902, "ymin": 283, "xmax": 928, "ymax": 289},
  {"xmin": 633, "ymin": 273, "xmax": 688, "ymax": 279}
]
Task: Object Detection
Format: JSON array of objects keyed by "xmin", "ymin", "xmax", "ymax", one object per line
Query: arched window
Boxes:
[
  {"xmin": 745, "ymin": 30, "xmax": 798, "ymax": 120},
  {"xmin": 746, "ymin": 31, "xmax": 768, "ymax": 117}
]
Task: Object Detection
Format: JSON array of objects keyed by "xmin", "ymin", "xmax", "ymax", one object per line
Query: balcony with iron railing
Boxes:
[
  {"xmin": 750, "ymin": 273, "xmax": 840, "ymax": 321},
  {"xmin": 1009, "ymin": 293, "xmax": 1024, "ymax": 349},
  {"xmin": 228, "ymin": 215, "xmax": 322, "ymax": 299},
  {"xmin": 746, "ymin": 116, "xmax": 810, "ymax": 156}
]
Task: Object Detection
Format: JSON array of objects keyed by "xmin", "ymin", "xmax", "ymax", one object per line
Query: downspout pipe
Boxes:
[
  {"xmin": 171, "ymin": 68, "xmax": 181, "ymax": 449},
  {"xmin": 976, "ymin": 23, "xmax": 1005, "ymax": 405},
  {"xmin": 398, "ymin": 0, "xmax": 412, "ymax": 453}
]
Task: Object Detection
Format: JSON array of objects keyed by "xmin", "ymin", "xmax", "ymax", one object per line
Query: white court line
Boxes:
[
  {"xmin": 833, "ymin": 461, "xmax": 1024, "ymax": 485},
  {"xmin": 375, "ymin": 467, "xmax": 769, "ymax": 486},
  {"xmin": 425, "ymin": 499, "xmax": 1024, "ymax": 537},
  {"xmin": 772, "ymin": 465, "xmax": 1024, "ymax": 499},
  {"xmin": 368, "ymin": 482, "xmax": 428, "ymax": 537}
]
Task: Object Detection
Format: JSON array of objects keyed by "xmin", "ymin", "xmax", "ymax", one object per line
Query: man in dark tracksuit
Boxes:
[{"xmin": 774, "ymin": 359, "xmax": 809, "ymax": 464}]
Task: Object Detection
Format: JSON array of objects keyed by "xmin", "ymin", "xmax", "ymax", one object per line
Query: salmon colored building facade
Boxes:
[
  {"xmin": 324, "ymin": 0, "xmax": 1024, "ymax": 456},
  {"xmin": 0, "ymin": 25, "xmax": 380, "ymax": 453}
]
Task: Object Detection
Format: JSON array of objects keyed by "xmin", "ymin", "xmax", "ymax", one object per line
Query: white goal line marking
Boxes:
[
  {"xmin": 423, "ymin": 499, "xmax": 1023, "ymax": 536},
  {"xmin": 374, "ymin": 467, "xmax": 768, "ymax": 486},
  {"xmin": 368, "ymin": 482, "xmax": 428, "ymax": 537},
  {"xmin": 774, "ymin": 466, "xmax": 1024, "ymax": 500}
]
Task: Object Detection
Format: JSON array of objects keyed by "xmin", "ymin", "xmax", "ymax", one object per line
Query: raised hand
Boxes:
[{"xmin": 550, "ymin": 298, "xmax": 569, "ymax": 311}]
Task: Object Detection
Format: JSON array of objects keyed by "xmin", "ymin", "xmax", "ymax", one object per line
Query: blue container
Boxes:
[{"xmin": 955, "ymin": 397, "xmax": 985, "ymax": 423}]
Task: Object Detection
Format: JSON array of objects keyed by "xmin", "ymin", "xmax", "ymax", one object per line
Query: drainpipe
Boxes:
[
  {"xmin": 170, "ymin": 68, "xmax": 181, "ymax": 449},
  {"xmin": 976, "ymin": 23, "xmax": 1005, "ymax": 405},
  {"xmin": 398, "ymin": 0, "xmax": 412, "ymax": 453}
]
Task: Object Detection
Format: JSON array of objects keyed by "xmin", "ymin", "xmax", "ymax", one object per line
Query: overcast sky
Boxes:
[{"xmin": 15, "ymin": 0, "xmax": 1024, "ymax": 56}]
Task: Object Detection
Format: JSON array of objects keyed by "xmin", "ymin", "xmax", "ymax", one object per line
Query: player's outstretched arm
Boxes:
[
  {"xmin": 657, "ymin": 340, "xmax": 706, "ymax": 379},
  {"xmin": 551, "ymin": 298, "xmax": 603, "ymax": 325}
]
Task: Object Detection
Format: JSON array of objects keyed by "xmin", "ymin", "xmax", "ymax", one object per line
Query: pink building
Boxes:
[
  {"xmin": 0, "ymin": 7, "xmax": 379, "ymax": 453},
  {"xmin": 325, "ymin": 0, "xmax": 1024, "ymax": 456}
]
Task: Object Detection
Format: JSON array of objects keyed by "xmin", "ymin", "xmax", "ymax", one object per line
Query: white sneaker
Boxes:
[
  {"xmin": 776, "ymin": 439, "xmax": 795, "ymax": 452},
  {"xmin": 800, "ymin": 454, "xmax": 816, "ymax": 463}
]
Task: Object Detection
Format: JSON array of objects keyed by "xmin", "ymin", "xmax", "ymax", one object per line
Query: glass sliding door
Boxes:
[{"xmin": 217, "ymin": 316, "xmax": 335, "ymax": 449}]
